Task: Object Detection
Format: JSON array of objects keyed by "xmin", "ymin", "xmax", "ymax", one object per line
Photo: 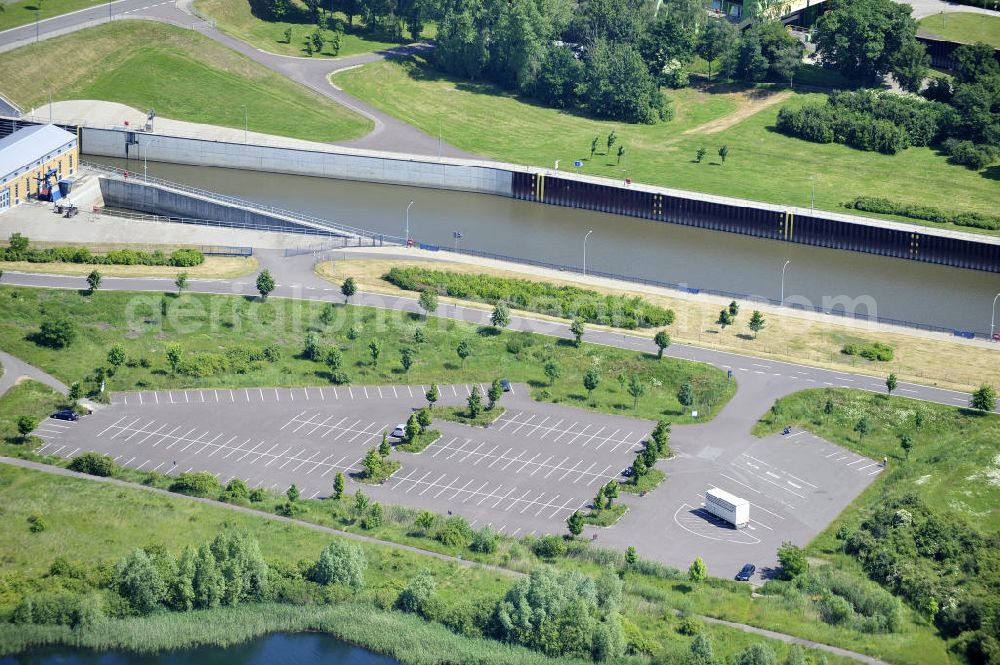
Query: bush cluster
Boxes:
[
  {"xmin": 841, "ymin": 341, "xmax": 894, "ymax": 362},
  {"xmin": 384, "ymin": 267, "xmax": 674, "ymax": 329},
  {"xmin": 1, "ymin": 236, "xmax": 204, "ymax": 267},
  {"xmin": 843, "ymin": 196, "xmax": 1000, "ymax": 231},
  {"xmin": 776, "ymin": 90, "xmax": 945, "ymax": 155},
  {"xmin": 68, "ymin": 452, "xmax": 118, "ymax": 477},
  {"xmin": 176, "ymin": 344, "xmax": 280, "ymax": 377}
]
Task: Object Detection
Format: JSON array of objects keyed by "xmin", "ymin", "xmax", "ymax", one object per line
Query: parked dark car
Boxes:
[
  {"xmin": 622, "ymin": 466, "xmax": 634, "ymax": 477},
  {"xmin": 735, "ymin": 563, "xmax": 756, "ymax": 581},
  {"xmin": 500, "ymin": 379, "xmax": 512, "ymax": 392},
  {"xmin": 51, "ymin": 409, "xmax": 79, "ymax": 422}
]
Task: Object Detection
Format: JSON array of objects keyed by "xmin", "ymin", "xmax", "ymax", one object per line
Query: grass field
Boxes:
[
  {"xmin": 194, "ymin": 0, "xmax": 425, "ymax": 58},
  {"xmin": 0, "ymin": 256, "xmax": 257, "ymax": 279},
  {"xmin": 0, "ymin": 21, "xmax": 371, "ymax": 142},
  {"xmin": 0, "ymin": 0, "xmax": 106, "ymax": 31},
  {"xmin": 334, "ymin": 57, "xmax": 1000, "ymax": 223},
  {"xmin": 0, "ymin": 381, "xmax": 68, "ymax": 445},
  {"xmin": 0, "ymin": 286, "xmax": 734, "ymax": 424},
  {"xmin": 918, "ymin": 12, "xmax": 1000, "ymax": 47},
  {"xmin": 315, "ymin": 258, "xmax": 1000, "ymax": 392}
]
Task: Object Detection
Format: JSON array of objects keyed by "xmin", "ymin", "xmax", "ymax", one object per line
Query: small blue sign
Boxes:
[{"xmin": 574, "ymin": 160, "xmax": 583, "ymax": 167}]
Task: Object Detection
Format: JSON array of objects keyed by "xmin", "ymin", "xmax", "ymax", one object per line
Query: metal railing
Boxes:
[
  {"xmin": 433, "ymin": 244, "xmax": 990, "ymax": 340},
  {"xmin": 83, "ymin": 161, "xmax": 405, "ymax": 244}
]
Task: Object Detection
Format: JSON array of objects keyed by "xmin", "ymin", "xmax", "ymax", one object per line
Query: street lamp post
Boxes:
[
  {"xmin": 405, "ymin": 200, "xmax": 414, "ymax": 245},
  {"xmin": 992, "ymin": 292, "xmax": 1000, "ymax": 340},
  {"xmin": 240, "ymin": 105, "xmax": 248, "ymax": 144},
  {"xmin": 780, "ymin": 260, "xmax": 791, "ymax": 306},
  {"xmin": 583, "ymin": 229, "xmax": 593, "ymax": 276}
]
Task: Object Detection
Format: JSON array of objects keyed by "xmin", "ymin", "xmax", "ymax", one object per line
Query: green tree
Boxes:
[
  {"xmin": 824, "ymin": 398, "xmax": 834, "ymax": 415},
  {"xmin": 732, "ymin": 643, "xmax": 777, "ymax": 665},
  {"xmin": 17, "ymin": 415, "xmax": 38, "ymax": 442},
  {"xmin": 341, "ymin": 277, "xmax": 357, "ymax": 303},
  {"xmin": 366, "ymin": 504, "xmax": 386, "ymax": 533},
  {"xmin": 283, "ymin": 26, "xmax": 292, "ymax": 43},
  {"xmin": 717, "ymin": 308, "xmax": 733, "ymax": 328},
  {"xmin": 192, "ymin": 544, "xmax": 225, "ymax": 609},
  {"xmin": 467, "ymin": 385, "xmax": 483, "ymax": 418},
  {"xmin": 310, "ymin": 30, "xmax": 324, "ymax": 53},
  {"xmin": 115, "ymin": 548, "xmax": 166, "ymax": 615},
  {"xmin": 86, "ymin": 269, "xmax": 102, "ymax": 293},
  {"xmin": 728, "ymin": 300, "xmax": 740, "ymax": 317},
  {"xmin": 8, "ymin": 232, "xmax": 29, "ymax": 253},
  {"xmin": 688, "ymin": 556, "xmax": 707, "ymax": 582},
  {"xmin": 771, "ymin": 44, "xmax": 802, "ymax": 87},
  {"xmin": 303, "ymin": 332, "xmax": 322, "ymax": 361},
  {"xmin": 36, "ymin": 315, "xmax": 77, "ymax": 348},
  {"xmin": 696, "ymin": 18, "xmax": 738, "ymax": 80},
  {"xmin": 415, "ymin": 510, "xmax": 435, "ymax": 533},
  {"xmin": 368, "ymin": 339, "xmax": 382, "ymax": 366},
  {"xmin": 400, "ymin": 347, "xmax": 415, "ymax": 373},
  {"xmin": 107, "ymin": 343, "xmax": 127, "ymax": 370},
  {"xmin": 748, "ymin": 310, "xmax": 766, "ymax": 338},
  {"xmin": 583, "ymin": 367, "xmax": 601, "ymax": 398},
  {"xmin": 166, "ymin": 343, "xmax": 183, "ymax": 375},
  {"xmin": 456, "ymin": 339, "xmax": 472, "ymax": 367},
  {"xmin": 627, "ymin": 374, "xmax": 645, "ymax": 410},
  {"xmin": 899, "ymin": 433, "xmax": 913, "ymax": 460},
  {"xmin": 886, "ymin": 372, "xmax": 898, "ymax": 396},
  {"xmin": 776, "ymin": 541, "xmax": 808, "ymax": 579},
  {"xmin": 593, "ymin": 486, "xmax": 608, "ymax": 510},
  {"xmin": 405, "ymin": 413, "xmax": 422, "ymax": 442},
  {"xmin": 607, "ymin": 130, "xmax": 617, "ymax": 154},
  {"xmin": 602, "ymin": 480, "xmax": 619, "ymax": 506},
  {"xmin": 890, "ymin": 39, "xmax": 930, "ymax": 92},
  {"xmin": 319, "ymin": 303, "xmax": 337, "ymax": 326},
  {"xmin": 718, "ymin": 145, "xmax": 729, "ymax": 164},
  {"xmin": 397, "ymin": 571, "xmax": 436, "ymax": 615},
  {"xmin": 426, "ymin": 383, "xmax": 439, "ymax": 409},
  {"xmin": 419, "ymin": 288, "xmax": 438, "ymax": 317},
  {"xmin": 784, "ymin": 645, "xmax": 807, "ymax": 665},
  {"xmin": 590, "ymin": 135, "xmax": 599, "ymax": 158},
  {"xmin": 678, "ymin": 381, "xmax": 695, "ymax": 408},
  {"xmin": 617, "ymin": 144, "xmax": 626, "ymax": 164},
  {"xmin": 970, "ymin": 384, "xmax": 997, "ymax": 412},
  {"xmin": 570, "ymin": 318, "xmax": 585, "ymax": 346},
  {"xmin": 654, "ymin": 330, "xmax": 671, "ymax": 358},
  {"xmin": 689, "ymin": 632, "xmax": 716, "ymax": 665},
  {"xmin": 379, "ymin": 431, "xmax": 391, "ymax": 458},
  {"xmin": 696, "ymin": 147, "xmax": 707, "ymax": 162},
  {"xmin": 332, "ymin": 471, "xmax": 345, "ymax": 499},
  {"xmin": 488, "ymin": 379, "xmax": 503, "ymax": 410},
  {"xmin": 67, "ymin": 381, "xmax": 83, "ymax": 402},
  {"xmin": 256, "ymin": 270, "xmax": 275, "ymax": 300},
  {"xmin": 914, "ymin": 409, "xmax": 924, "ymax": 430},
  {"xmin": 362, "ymin": 448, "xmax": 382, "ymax": 479},
  {"xmin": 567, "ymin": 510, "xmax": 584, "ymax": 537},
  {"xmin": 353, "ymin": 490, "xmax": 370, "ymax": 518},
  {"xmin": 543, "ymin": 360, "xmax": 561, "ymax": 385},
  {"xmin": 854, "ymin": 417, "xmax": 870, "ymax": 440},
  {"xmin": 175, "ymin": 271, "xmax": 188, "ymax": 293},
  {"xmin": 324, "ymin": 347, "xmax": 343, "ymax": 375},
  {"xmin": 814, "ymin": 0, "xmax": 923, "ymax": 86},
  {"xmin": 286, "ymin": 484, "xmax": 300, "ymax": 502},
  {"xmin": 624, "ymin": 546, "xmax": 638, "ymax": 568},
  {"xmin": 313, "ymin": 539, "xmax": 367, "ymax": 589},
  {"xmin": 491, "ymin": 301, "xmax": 510, "ymax": 330}
]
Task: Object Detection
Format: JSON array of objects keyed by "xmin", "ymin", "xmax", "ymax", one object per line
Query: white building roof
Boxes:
[{"xmin": 0, "ymin": 124, "xmax": 76, "ymax": 180}]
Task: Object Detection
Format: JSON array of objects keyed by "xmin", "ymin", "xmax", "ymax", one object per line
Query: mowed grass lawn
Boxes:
[
  {"xmin": 918, "ymin": 12, "xmax": 1000, "ymax": 48},
  {"xmin": 0, "ymin": 21, "xmax": 371, "ymax": 142},
  {"xmin": 194, "ymin": 0, "xmax": 426, "ymax": 58},
  {"xmin": 0, "ymin": 0, "xmax": 107, "ymax": 31},
  {"xmin": 335, "ymin": 58, "xmax": 1000, "ymax": 223},
  {"xmin": 0, "ymin": 286, "xmax": 733, "ymax": 424}
]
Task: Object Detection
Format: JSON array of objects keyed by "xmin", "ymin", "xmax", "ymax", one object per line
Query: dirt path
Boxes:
[{"xmin": 683, "ymin": 89, "xmax": 792, "ymax": 135}]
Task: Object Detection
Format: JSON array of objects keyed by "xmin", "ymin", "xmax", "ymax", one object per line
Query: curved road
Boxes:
[{"xmin": 0, "ymin": 1, "xmax": 469, "ymax": 156}]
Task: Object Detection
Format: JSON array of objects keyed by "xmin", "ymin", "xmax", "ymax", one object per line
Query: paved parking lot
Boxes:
[{"xmin": 42, "ymin": 381, "xmax": 880, "ymax": 570}]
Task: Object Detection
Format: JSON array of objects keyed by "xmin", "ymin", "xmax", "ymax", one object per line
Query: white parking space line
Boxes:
[{"xmin": 718, "ymin": 472, "xmax": 761, "ymax": 494}]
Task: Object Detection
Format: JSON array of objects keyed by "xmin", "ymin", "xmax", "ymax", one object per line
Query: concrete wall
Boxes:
[
  {"xmin": 99, "ymin": 178, "xmax": 340, "ymax": 235},
  {"xmin": 81, "ymin": 128, "xmax": 513, "ymax": 197}
]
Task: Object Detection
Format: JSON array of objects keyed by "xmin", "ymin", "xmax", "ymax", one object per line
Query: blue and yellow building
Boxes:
[{"xmin": 0, "ymin": 124, "xmax": 79, "ymax": 213}]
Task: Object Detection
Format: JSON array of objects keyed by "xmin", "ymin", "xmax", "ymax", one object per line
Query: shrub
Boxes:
[
  {"xmin": 169, "ymin": 471, "xmax": 221, "ymax": 497},
  {"xmin": 944, "ymin": 139, "xmax": 997, "ymax": 170},
  {"xmin": 35, "ymin": 315, "xmax": 77, "ymax": 348},
  {"xmin": 169, "ymin": 248, "xmax": 206, "ymax": 266},
  {"xmin": 842, "ymin": 341, "xmax": 894, "ymax": 362},
  {"xmin": 435, "ymin": 516, "xmax": 473, "ymax": 548},
  {"xmin": 68, "ymin": 452, "xmax": 118, "ymax": 477},
  {"xmin": 397, "ymin": 571, "xmax": 436, "ymax": 615},
  {"xmin": 531, "ymin": 535, "xmax": 567, "ymax": 559},
  {"xmin": 469, "ymin": 525, "xmax": 499, "ymax": 554},
  {"xmin": 843, "ymin": 196, "xmax": 1000, "ymax": 231},
  {"xmin": 313, "ymin": 540, "xmax": 367, "ymax": 589}
]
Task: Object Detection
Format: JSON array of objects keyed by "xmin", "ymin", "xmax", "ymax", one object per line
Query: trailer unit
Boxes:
[{"xmin": 705, "ymin": 487, "xmax": 750, "ymax": 528}]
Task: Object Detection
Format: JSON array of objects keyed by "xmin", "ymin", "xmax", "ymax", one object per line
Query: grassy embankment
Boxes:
[
  {"xmin": 195, "ymin": 0, "xmax": 431, "ymax": 58},
  {"xmin": 0, "ymin": 21, "xmax": 371, "ymax": 142},
  {"xmin": 0, "ymin": 286, "xmax": 734, "ymax": 424},
  {"xmin": 0, "ymin": 257, "xmax": 256, "ymax": 279},
  {"xmin": 0, "ymin": 380, "xmax": 951, "ymax": 665},
  {"xmin": 755, "ymin": 388, "xmax": 1000, "ymax": 662},
  {"xmin": 917, "ymin": 12, "xmax": 1000, "ymax": 47},
  {"xmin": 334, "ymin": 57, "xmax": 1000, "ymax": 227},
  {"xmin": 314, "ymin": 259, "xmax": 1000, "ymax": 393}
]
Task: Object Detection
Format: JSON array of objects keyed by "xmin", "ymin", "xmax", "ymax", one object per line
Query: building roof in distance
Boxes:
[{"xmin": 0, "ymin": 124, "xmax": 76, "ymax": 179}]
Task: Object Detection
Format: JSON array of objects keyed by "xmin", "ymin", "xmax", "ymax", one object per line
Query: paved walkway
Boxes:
[
  {"xmin": 0, "ymin": 350, "xmax": 67, "ymax": 399},
  {"xmin": 0, "ymin": 454, "xmax": 891, "ymax": 665}
]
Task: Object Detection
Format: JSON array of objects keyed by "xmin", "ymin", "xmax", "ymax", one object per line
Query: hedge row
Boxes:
[
  {"xmin": 0, "ymin": 246, "xmax": 205, "ymax": 267},
  {"xmin": 776, "ymin": 90, "xmax": 946, "ymax": 155},
  {"xmin": 841, "ymin": 341, "xmax": 894, "ymax": 362},
  {"xmin": 384, "ymin": 267, "xmax": 675, "ymax": 329},
  {"xmin": 843, "ymin": 196, "xmax": 1000, "ymax": 231}
]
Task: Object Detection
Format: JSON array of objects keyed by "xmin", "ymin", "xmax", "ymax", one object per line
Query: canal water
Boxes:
[
  {"xmin": 96, "ymin": 158, "xmax": 1000, "ymax": 334},
  {"xmin": 0, "ymin": 632, "xmax": 401, "ymax": 665}
]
